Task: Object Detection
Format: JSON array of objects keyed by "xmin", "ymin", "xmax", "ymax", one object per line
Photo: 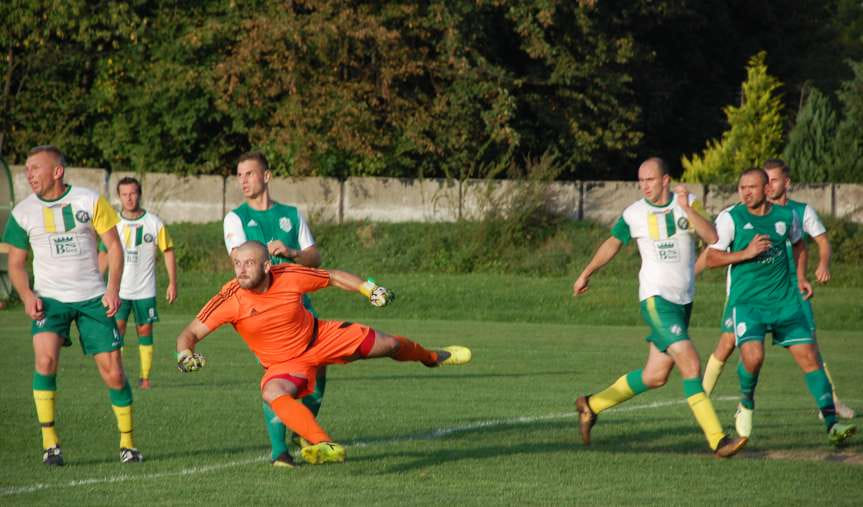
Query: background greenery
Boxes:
[{"xmin": 2, "ymin": 0, "xmax": 863, "ymax": 181}]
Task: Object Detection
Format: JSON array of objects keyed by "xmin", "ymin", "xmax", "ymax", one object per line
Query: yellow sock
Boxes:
[
  {"xmin": 34, "ymin": 390, "xmax": 60, "ymax": 449},
  {"xmin": 588, "ymin": 375, "xmax": 635, "ymax": 414},
  {"xmin": 112, "ymin": 405, "xmax": 135, "ymax": 449},
  {"xmin": 139, "ymin": 345, "xmax": 154, "ymax": 380},
  {"xmin": 687, "ymin": 392, "xmax": 725, "ymax": 450},
  {"xmin": 702, "ymin": 354, "xmax": 726, "ymax": 396}
]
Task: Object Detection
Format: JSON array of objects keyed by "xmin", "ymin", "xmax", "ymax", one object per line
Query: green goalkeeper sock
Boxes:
[
  {"xmin": 737, "ymin": 362, "xmax": 759, "ymax": 410},
  {"xmin": 804, "ymin": 369, "xmax": 837, "ymax": 430}
]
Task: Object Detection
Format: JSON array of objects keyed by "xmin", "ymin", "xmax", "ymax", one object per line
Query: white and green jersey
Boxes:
[
  {"xmin": 2, "ymin": 185, "xmax": 119, "ymax": 302},
  {"xmin": 109, "ymin": 211, "xmax": 173, "ymax": 300},
  {"xmin": 611, "ymin": 194, "xmax": 704, "ymax": 305},
  {"xmin": 223, "ymin": 202, "xmax": 314, "ymax": 265},
  {"xmin": 709, "ymin": 203, "xmax": 802, "ymax": 309}
]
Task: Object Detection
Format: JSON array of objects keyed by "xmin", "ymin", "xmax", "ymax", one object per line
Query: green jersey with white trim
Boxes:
[
  {"xmin": 611, "ymin": 194, "xmax": 704, "ymax": 305},
  {"xmin": 2, "ymin": 185, "xmax": 119, "ymax": 302},
  {"xmin": 222, "ymin": 202, "xmax": 315, "ymax": 265},
  {"xmin": 710, "ymin": 203, "xmax": 801, "ymax": 309}
]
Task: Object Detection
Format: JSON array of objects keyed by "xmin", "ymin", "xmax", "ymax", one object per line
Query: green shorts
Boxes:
[
  {"xmin": 731, "ymin": 303, "xmax": 813, "ymax": 348},
  {"xmin": 116, "ymin": 297, "xmax": 159, "ymax": 325},
  {"xmin": 640, "ymin": 296, "xmax": 692, "ymax": 352},
  {"xmin": 723, "ymin": 298, "xmax": 815, "ymax": 335},
  {"xmin": 32, "ymin": 296, "xmax": 123, "ymax": 355}
]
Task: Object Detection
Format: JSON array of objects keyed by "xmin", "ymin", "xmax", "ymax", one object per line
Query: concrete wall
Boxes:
[{"xmin": 5, "ymin": 166, "xmax": 863, "ymax": 226}]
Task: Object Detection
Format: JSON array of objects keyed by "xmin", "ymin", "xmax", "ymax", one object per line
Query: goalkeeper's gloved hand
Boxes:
[
  {"xmin": 359, "ymin": 279, "xmax": 395, "ymax": 307},
  {"xmin": 177, "ymin": 349, "xmax": 206, "ymax": 372}
]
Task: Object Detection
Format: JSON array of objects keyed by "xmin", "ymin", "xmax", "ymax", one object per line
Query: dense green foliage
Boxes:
[
  {"xmin": 2, "ymin": 1, "xmax": 862, "ymax": 180},
  {"xmin": 681, "ymin": 52, "xmax": 785, "ymax": 183},
  {"xmin": 783, "ymin": 87, "xmax": 838, "ymax": 183}
]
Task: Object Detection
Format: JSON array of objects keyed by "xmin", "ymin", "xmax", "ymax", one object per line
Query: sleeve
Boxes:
[
  {"xmin": 610, "ymin": 216, "xmax": 632, "ymax": 246},
  {"xmin": 223, "ymin": 211, "xmax": 246, "ymax": 254},
  {"xmin": 2, "ymin": 212, "xmax": 29, "ymax": 249},
  {"xmin": 195, "ymin": 289, "xmax": 239, "ymax": 331},
  {"xmin": 296, "ymin": 210, "xmax": 316, "ymax": 250},
  {"xmin": 802, "ymin": 204, "xmax": 826, "ymax": 238},
  {"xmin": 708, "ymin": 211, "xmax": 735, "ymax": 250},
  {"xmin": 788, "ymin": 209, "xmax": 802, "ymax": 244},
  {"xmin": 157, "ymin": 223, "xmax": 174, "ymax": 252},
  {"xmin": 285, "ymin": 266, "xmax": 331, "ymax": 293},
  {"xmin": 92, "ymin": 196, "xmax": 120, "ymax": 235}
]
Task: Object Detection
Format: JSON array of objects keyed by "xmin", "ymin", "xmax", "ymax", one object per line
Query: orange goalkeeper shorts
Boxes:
[{"xmin": 260, "ymin": 320, "xmax": 375, "ymax": 397}]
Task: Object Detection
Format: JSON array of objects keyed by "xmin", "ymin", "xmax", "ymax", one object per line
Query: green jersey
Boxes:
[
  {"xmin": 710, "ymin": 203, "xmax": 802, "ymax": 309},
  {"xmin": 222, "ymin": 202, "xmax": 315, "ymax": 264}
]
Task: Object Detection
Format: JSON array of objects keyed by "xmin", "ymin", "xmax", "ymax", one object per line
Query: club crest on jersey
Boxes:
[
  {"xmin": 677, "ymin": 216, "xmax": 689, "ymax": 230},
  {"xmin": 736, "ymin": 322, "xmax": 747, "ymax": 337},
  {"xmin": 775, "ymin": 222, "xmax": 787, "ymax": 235},
  {"xmin": 143, "ymin": 233, "xmax": 154, "ymax": 243},
  {"xmin": 279, "ymin": 217, "xmax": 292, "ymax": 233},
  {"xmin": 76, "ymin": 210, "xmax": 90, "ymax": 223}
]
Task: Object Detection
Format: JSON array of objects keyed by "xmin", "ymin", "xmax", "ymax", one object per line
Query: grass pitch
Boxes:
[{"xmin": 0, "ymin": 304, "xmax": 860, "ymax": 504}]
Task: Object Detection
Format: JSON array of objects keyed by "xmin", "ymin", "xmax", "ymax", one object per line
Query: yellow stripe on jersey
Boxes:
[
  {"xmin": 92, "ymin": 196, "xmax": 120, "ymax": 235},
  {"xmin": 123, "ymin": 224, "xmax": 133, "ymax": 248},
  {"xmin": 157, "ymin": 225, "xmax": 173, "ymax": 252},
  {"xmin": 647, "ymin": 212, "xmax": 660, "ymax": 240},
  {"xmin": 42, "ymin": 206, "xmax": 57, "ymax": 233}
]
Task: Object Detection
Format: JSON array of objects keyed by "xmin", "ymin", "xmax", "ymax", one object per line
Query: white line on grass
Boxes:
[{"xmin": 0, "ymin": 395, "xmax": 737, "ymax": 497}]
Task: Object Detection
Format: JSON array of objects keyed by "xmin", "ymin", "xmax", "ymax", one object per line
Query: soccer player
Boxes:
[
  {"xmin": 223, "ymin": 151, "xmax": 325, "ymax": 466},
  {"xmin": 703, "ymin": 168, "xmax": 855, "ymax": 446},
  {"xmin": 98, "ymin": 176, "xmax": 177, "ymax": 389},
  {"xmin": 2, "ymin": 145, "xmax": 142, "ymax": 465},
  {"xmin": 572, "ymin": 157, "xmax": 747, "ymax": 458},
  {"xmin": 700, "ymin": 159, "xmax": 855, "ymax": 419},
  {"xmin": 174, "ymin": 240, "xmax": 471, "ymax": 466}
]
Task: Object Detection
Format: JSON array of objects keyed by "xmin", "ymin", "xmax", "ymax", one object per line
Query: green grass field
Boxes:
[{"xmin": 1, "ymin": 274, "xmax": 861, "ymax": 504}]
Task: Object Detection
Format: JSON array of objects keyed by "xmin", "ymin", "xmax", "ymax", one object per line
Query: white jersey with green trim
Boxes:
[
  {"xmin": 611, "ymin": 194, "xmax": 702, "ymax": 305},
  {"xmin": 115, "ymin": 211, "xmax": 173, "ymax": 300},
  {"xmin": 3, "ymin": 185, "xmax": 119, "ymax": 302}
]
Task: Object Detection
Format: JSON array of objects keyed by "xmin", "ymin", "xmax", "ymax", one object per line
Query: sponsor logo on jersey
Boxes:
[
  {"xmin": 143, "ymin": 233, "xmax": 154, "ymax": 243},
  {"xmin": 49, "ymin": 233, "xmax": 81, "ymax": 258},
  {"xmin": 677, "ymin": 216, "xmax": 689, "ymax": 230},
  {"xmin": 76, "ymin": 210, "xmax": 90, "ymax": 223},
  {"xmin": 775, "ymin": 221, "xmax": 787, "ymax": 235},
  {"xmin": 279, "ymin": 217, "xmax": 292, "ymax": 233},
  {"xmin": 743, "ymin": 223, "xmax": 754, "ymax": 229}
]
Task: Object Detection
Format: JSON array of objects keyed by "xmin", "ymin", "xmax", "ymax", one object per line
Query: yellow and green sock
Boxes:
[
  {"xmin": 139, "ymin": 335, "xmax": 153, "ymax": 381},
  {"xmin": 588, "ymin": 369, "xmax": 649, "ymax": 414},
  {"xmin": 109, "ymin": 380, "xmax": 135, "ymax": 449},
  {"xmin": 683, "ymin": 377, "xmax": 725, "ymax": 449},
  {"xmin": 33, "ymin": 372, "xmax": 60, "ymax": 449}
]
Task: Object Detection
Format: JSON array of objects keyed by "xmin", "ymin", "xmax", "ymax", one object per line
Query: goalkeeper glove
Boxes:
[
  {"xmin": 359, "ymin": 279, "xmax": 395, "ymax": 307},
  {"xmin": 177, "ymin": 349, "xmax": 206, "ymax": 372}
]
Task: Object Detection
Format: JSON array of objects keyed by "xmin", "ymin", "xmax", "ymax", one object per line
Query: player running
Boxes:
[
  {"xmin": 99, "ymin": 176, "xmax": 178, "ymax": 389},
  {"xmin": 3, "ymin": 145, "xmax": 142, "ymax": 465},
  {"xmin": 572, "ymin": 157, "xmax": 747, "ymax": 458},
  {"xmin": 703, "ymin": 168, "xmax": 855, "ymax": 446},
  {"xmin": 174, "ymin": 240, "xmax": 471, "ymax": 466}
]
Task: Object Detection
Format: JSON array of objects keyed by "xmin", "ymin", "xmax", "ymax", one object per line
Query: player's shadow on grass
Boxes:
[
  {"xmin": 332, "ymin": 370, "xmax": 576, "ymax": 382},
  {"xmin": 67, "ymin": 445, "xmax": 267, "ymax": 466}
]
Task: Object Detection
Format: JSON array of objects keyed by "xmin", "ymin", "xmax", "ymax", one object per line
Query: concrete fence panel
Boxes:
[
  {"xmin": 789, "ymin": 184, "xmax": 833, "ymax": 216},
  {"xmin": 109, "ymin": 172, "xmax": 224, "ymax": 223},
  {"xmin": 835, "ymin": 184, "xmax": 863, "ymax": 222},
  {"xmin": 704, "ymin": 184, "xmax": 739, "ymax": 217},
  {"xmin": 343, "ymin": 177, "xmax": 459, "ymax": 222},
  {"xmin": 582, "ymin": 181, "xmax": 642, "ymax": 225},
  {"xmin": 460, "ymin": 179, "xmax": 581, "ymax": 220},
  {"xmin": 225, "ymin": 176, "xmax": 342, "ymax": 223}
]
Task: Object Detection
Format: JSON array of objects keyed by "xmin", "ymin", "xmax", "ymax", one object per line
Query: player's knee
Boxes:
[
  {"xmin": 34, "ymin": 355, "xmax": 59, "ymax": 375},
  {"xmin": 642, "ymin": 372, "xmax": 668, "ymax": 388}
]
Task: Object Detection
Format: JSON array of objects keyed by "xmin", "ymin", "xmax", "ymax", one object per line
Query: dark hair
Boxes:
[
  {"xmin": 763, "ymin": 158, "xmax": 790, "ymax": 176},
  {"xmin": 116, "ymin": 176, "xmax": 142, "ymax": 195},
  {"xmin": 237, "ymin": 151, "xmax": 270, "ymax": 172},
  {"xmin": 740, "ymin": 167, "xmax": 768, "ymax": 184},
  {"xmin": 28, "ymin": 145, "xmax": 67, "ymax": 167}
]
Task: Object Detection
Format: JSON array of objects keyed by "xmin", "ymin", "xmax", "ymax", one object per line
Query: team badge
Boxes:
[
  {"xmin": 677, "ymin": 217, "xmax": 689, "ymax": 230},
  {"xmin": 775, "ymin": 222, "xmax": 787, "ymax": 235},
  {"xmin": 670, "ymin": 324, "xmax": 682, "ymax": 336},
  {"xmin": 76, "ymin": 210, "xmax": 90, "ymax": 223},
  {"xmin": 279, "ymin": 217, "xmax": 292, "ymax": 233},
  {"xmin": 143, "ymin": 233, "xmax": 154, "ymax": 243},
  {"xmin": 736, "ymin": 322, "xmax": 747, "ymax": 338}
]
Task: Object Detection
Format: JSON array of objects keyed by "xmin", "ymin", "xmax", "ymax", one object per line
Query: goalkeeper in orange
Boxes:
[{"xmin": 175, "ymin": 240, "xmax": 471, "ymax": 466}]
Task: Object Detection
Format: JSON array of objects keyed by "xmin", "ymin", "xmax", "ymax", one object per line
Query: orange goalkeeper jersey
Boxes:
[{"xmin": 196, "ymin": 264, "xmax": 331, "ymax": 367}]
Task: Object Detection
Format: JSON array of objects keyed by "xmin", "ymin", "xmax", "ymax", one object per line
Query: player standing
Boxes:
[
  {"xmin": 2, "ymin": 145, "xmax": 142, "ymax": 464},
  {"xmin": 703, "ymin": 168, "xmax": 855, "ymax": 446},
  {"xmin": 223, "ymin": 151, "xmax": 325, "ymax": 466},
  {"xmin": 99, "ymin": 176, "xmax": 177, "ymax": 389},
  {"xmin": 572, "ymin": 157, "xmax": 747, "ymax": 457}
]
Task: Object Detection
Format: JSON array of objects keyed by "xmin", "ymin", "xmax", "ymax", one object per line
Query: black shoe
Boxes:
[
  {"xmin": 120, "ymin": 447, "xmax": 143, "ymax": 463},
  {"xmin": 43, "ymin": 445, "xmax": 64, "ymax": 466}
]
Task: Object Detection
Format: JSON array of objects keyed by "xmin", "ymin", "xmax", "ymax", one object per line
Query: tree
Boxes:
[
  {"xmin": 831, "ymin": 59, "xmax": 863, "ymax": 182},
  {"xmin": 681, "ymin": 52, "xmax": 784, "ymax": 183},
  {"xmin": 782, "ymin": 87, "xmax": 838, "ymax": 182}
]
